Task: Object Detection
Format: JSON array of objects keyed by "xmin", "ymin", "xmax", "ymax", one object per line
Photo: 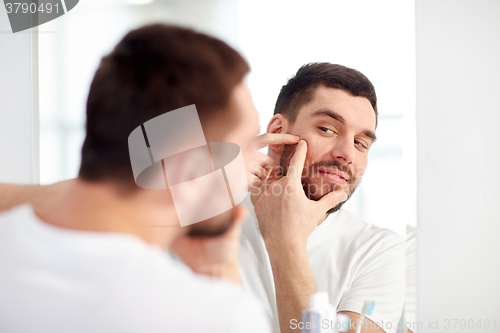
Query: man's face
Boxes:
[
  {"xmin": 279, "ymin": 86, "xmax": 376, "ymax": 212},
  {"xmin": 187, "ymin": 82, "xmax": 260, "ymax": 237}
]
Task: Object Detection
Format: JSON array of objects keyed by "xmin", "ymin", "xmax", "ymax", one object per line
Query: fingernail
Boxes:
[
  {"xmin": 293, "ymin": 135, "xmax": 300, "ymax": 141},
  {"xmin": 300, "ymin": 140, "xmax": 306, "ymax": 145}
]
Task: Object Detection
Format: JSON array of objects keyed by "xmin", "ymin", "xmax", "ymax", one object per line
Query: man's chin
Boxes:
[
  {"xmin": 305, "ymin": 190, "xmax": 346, "ymax": 214},
  {"xmin": 302, "ymin": 179, "xmax": 351, "ymax": 213},
  {"xmin": 304, "ymin": 191, "xmax": 328, "ymax": 201},
  {"xmin": 307, "ymin": 191, "xmax": 347, "ymax": 214},
  {"xmin": 326, "ymin": 201, "xmax": 345, "ymax": 214},
  {"xmin": 302, "ymin": 179, "xmax": 343, "ymax": 200}
]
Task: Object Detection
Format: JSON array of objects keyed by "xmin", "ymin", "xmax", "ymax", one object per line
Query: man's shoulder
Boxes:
[
  {"xmin": 81, "ymin": 234, "xmax": 270, "ymax": 332},
  {"xmin": 113, "ymin": 254, "xmax": 270, "ymax": 332},
  {"xmin": 0, "ymin": 205, "xmax": 270, "ymax": 332},
  {"xmin": 312, "ymin": 209, "xmax": 405, "ymax": 260},
  {"xmin": 334, "ymin": 209, "xmax": 404, "ymax": 243}
]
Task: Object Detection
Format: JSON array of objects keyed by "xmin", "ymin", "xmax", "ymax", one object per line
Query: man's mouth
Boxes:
[{"xmin": 317, "ymin": 168, "xmax": 349, "ymax": 185}]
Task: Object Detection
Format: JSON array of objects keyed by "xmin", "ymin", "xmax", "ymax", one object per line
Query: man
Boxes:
[
  {"xmin": 241, "ymin": 63, "xmax": 406, "ymax": 333},
  {"xmin": 0, "ymin": 24, "xmax": 276, "ymax": 332},
  {"xmin": 0, "ymin": 58, "xmax": 405, "ymax": 332}
]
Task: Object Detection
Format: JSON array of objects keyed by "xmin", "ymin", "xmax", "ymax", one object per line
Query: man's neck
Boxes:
[{"xmin": 34, "ymin": 179, "xmax": 183, "ymax": 248}]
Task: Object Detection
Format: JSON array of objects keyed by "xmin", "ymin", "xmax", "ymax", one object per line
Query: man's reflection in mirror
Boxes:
[{"xmin": 240, "ymin": 63, "xmax": 411, "ymax": 333}]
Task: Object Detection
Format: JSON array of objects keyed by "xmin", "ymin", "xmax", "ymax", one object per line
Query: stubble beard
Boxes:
[{"xmin": 279, "ymin": 143, "xmax": 360, "ymax": 214}]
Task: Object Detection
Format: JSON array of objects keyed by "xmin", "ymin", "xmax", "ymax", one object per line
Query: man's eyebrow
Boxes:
[
  {"xmin": 311, "ymin": 109, "xmax": 377, "ymax": 142},
  {"xmin": 312, "ymin": 109, "xmax": 345, "ymax": 124},
  {"xmin": 363, "ymin": 130, "xmax": 377, "ymax": 143}
]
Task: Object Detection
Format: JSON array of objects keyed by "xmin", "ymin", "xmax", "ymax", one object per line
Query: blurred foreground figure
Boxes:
[{"xmin": 0, "ymin": 24, "xmax": 271, "ymax": 333}]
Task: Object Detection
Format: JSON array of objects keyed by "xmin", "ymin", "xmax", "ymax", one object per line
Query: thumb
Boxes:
[{"xmin": 317, "ymin": 188, "xmax": 348, "ymax": 212}]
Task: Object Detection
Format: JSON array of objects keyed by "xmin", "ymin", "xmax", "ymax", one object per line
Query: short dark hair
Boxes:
[
  {"xmin": 274, "ymin": 63, "xmax": 377, "ymax": 125},
  {"xmin": 79, "ymin": 24, "xmax": 249, "ymax": 191}
]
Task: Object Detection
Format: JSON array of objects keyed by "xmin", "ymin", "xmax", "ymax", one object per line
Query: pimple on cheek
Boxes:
[{"xmin": 299, "ymin": 137, "xmax": 321, "ymax": 163}]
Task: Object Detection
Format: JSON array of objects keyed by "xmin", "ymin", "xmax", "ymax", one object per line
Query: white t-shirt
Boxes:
[
  {"xmin": 0, "ymin": 204, "xmax": 271, "ymax": 333},
  {"xmin": 239, "ymin": 195, "xmax": 405, "ymax": 333}
]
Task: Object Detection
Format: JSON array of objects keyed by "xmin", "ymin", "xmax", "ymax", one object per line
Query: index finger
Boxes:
[
  {"xmin": 256, "ymin": 133, "xmax": 300, "ymax": 149},
  {"xmin": 287, "ymin": 140, "xmax": 307, "ymax": 181}
]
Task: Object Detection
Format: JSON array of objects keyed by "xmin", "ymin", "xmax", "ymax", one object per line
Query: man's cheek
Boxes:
[{"xmin": 302, "ymin": 136, "xmax": 324, "ymax": 160}]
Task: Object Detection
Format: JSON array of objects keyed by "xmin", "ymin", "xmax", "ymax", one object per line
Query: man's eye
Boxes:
[
  {"xmin": 355, "ymin": 140, "xmax": 367, "ymax": 149},
  {"xmin": 319, "ymin": 127, "xmax": 334, "ymax": 134}
]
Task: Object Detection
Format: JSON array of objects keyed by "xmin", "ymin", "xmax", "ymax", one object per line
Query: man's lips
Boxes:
[{"xmin": 317, "ymin": 168, "xmax": 349, "ymax": 185}]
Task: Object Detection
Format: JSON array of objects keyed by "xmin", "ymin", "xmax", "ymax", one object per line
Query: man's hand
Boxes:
[
  {"xmin": 171, "ymin": 205, "xmax": 248, "ymax": 284},
  {"xmin": 247, "ymin": 133, "xmax": 300, "ymax": 192},
  {"xmin": 254, "ymin": 140, "xmax": 348, "ymax": 249},
  {"xmin": 252, "ymin": 140, "xmax": 348, "ymax": 333}
]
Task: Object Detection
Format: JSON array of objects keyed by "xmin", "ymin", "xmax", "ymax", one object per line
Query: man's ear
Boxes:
[{"xmin": 267, "ymin": 114, "xmax": 289, "ymax": 155}]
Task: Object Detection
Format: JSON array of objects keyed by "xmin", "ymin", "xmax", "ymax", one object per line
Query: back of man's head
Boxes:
[
  {"xmin": 274, "ymin": 63, "xmax": 377, "ymax": 125},
  {"xmin": 79, "ymin": 24, "xmax": 249, "ymax": 192}
]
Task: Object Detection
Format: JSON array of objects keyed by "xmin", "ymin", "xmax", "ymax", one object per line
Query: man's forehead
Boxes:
[{"xmin": 298, "ymin": 86, "xmax": 376, "ymax": 130}]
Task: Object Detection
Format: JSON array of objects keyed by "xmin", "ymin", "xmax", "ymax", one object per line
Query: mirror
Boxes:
[{"xmin": 38, "ymin": 0, "xmax": 417, "ymax": 332}]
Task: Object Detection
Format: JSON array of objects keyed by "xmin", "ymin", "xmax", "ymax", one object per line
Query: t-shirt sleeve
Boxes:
[
  {"xmin": 228, "ymin": 291, "xmax": 273, "ymax": 333},
  {"xmin": 337, "ymin": 232, "xmax": 406, "ymax": 333}
]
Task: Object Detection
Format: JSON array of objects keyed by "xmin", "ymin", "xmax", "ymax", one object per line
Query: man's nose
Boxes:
[{"xmin": 330, "ymin": 137, "xmax": 355, "ymax": 164}]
